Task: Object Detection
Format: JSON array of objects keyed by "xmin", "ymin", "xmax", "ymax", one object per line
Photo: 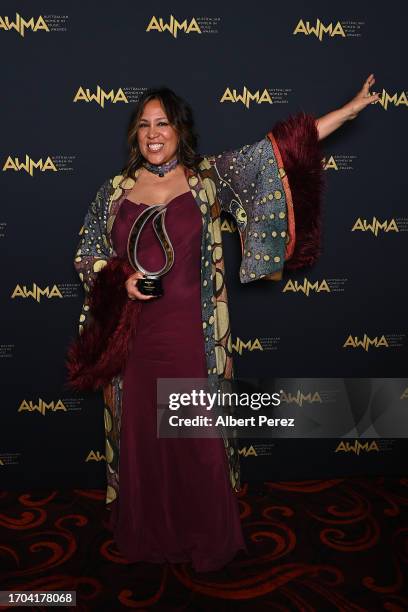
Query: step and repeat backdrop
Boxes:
[{"xmin": 1, "ymin": 0, "xmax": 407, "ymax": 489}]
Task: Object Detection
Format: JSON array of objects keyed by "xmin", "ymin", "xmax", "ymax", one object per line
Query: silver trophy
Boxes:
[{"xmin": 127, "ymin": 204, "xmax": 175, "ymax": 297}]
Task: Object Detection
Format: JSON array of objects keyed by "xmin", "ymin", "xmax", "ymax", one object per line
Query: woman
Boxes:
[{"xmin": 67, "ymin": 76, "xmax": 379, "ymax": 572}]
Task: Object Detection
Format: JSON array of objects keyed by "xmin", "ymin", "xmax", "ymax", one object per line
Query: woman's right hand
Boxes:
[{"xmin": 125, "ymin": 271, "xmax": 156, "ymax": 301}]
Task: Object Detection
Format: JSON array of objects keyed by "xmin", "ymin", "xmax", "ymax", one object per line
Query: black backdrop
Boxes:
[{"xmin": 1, "ymin": 0, "xmax": 407, "ymax": 489}]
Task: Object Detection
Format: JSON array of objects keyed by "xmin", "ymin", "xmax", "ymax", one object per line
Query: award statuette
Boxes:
[{"xmin": 127, "ymin": 204, "xmax": 175, "ymax": 297}]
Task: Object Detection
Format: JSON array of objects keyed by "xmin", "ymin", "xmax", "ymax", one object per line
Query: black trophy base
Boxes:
[{"xmin": 138, "ymin": 276, "xmax": 163, "ymax": 297}]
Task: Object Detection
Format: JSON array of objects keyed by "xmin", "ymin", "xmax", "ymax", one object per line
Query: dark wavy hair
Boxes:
[{"xmin": 122, "ymin": 87, "xmax": 202, "ymax": 178}]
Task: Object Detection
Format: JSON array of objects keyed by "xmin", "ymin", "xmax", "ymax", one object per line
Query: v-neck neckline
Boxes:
[{"xmin": 122, "ymin": 190, "xmax": 191, "ymax": 208}]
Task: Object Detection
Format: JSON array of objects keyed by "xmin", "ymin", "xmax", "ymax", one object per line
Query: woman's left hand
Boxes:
[
  {"xmin": 316, "ymin": 74, "xmax": 381, "ymax": 140},
  {"xmin": 343, "ymin": 74, "xmax": 381, "ymax": 120}
]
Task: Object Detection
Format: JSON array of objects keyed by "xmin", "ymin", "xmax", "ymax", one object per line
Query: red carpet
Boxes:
[{"xmin": 1, "ymin": 477, "xmax": 407, "ymax": 611}]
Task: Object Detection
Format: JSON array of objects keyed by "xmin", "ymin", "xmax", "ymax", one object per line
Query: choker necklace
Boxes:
[{"xmin": 142, "ymin": 158, "xmax": 179, "ymax": 178}]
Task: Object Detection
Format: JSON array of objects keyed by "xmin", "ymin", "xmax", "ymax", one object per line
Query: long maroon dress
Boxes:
[{"xmin": 108, "ymin": 191, "xmax": 247, "ymax": 572}]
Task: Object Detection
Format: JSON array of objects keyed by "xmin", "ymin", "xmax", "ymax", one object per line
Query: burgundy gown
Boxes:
[{"xmin": 108, "ymin": 191, "xmax": 247, "ymax": 572}]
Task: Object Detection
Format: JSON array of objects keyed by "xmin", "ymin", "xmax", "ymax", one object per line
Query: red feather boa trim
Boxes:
[
  {"xmin": 269, "ymin": 112, "xmax": 325, "ymax": 270},
  {"xmin": 66, "ymin": 257, "xmax": 140, "ymax": 391}
]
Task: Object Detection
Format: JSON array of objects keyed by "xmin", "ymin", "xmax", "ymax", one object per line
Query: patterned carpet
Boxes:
[{"xmin": 0, "ymin": 478, "xmax": 407, "ymax": 611}]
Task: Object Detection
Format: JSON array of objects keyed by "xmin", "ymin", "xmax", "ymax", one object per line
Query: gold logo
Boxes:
[
  {"xmin": 220, "ymin": 87, "xmax": 272, "ymax": 108},
  {"xmin": 343, "ymin": 335, "xmax": 389, "ymax": 351},
  {"xmin": 73, "ymin": 86, "xmax": 128, "ymax": 107},
  {"xmin": 0, "ymin": 14, "xmax": 49, "ymax": 36},
  {"xmin": 335, "ymin": 440, "xmax": 380, "ymax": 454},
  {"xmin": 239, "ymin": 445, "xmax": 258, "ymax": 457},
  {"xmin": 293, "ymin": 19, "xmax": 346, "ymax": 40},
  {"xmin": 86, "ymin": 450, "xmax": 106, "ymax": 462},
  {"xmin": 18, "ymin": 399, "xmax": 66, "ymax": 415},
  {"xmin": 280, "ymin": 391, "xmax": 322, "ymax": 406},
  {"xmin": 322, "ymin": 155, "xmax": 338, "ymax": 170},
  {"xmin": 351, "ymin": 217, "xmax": 399, "ymax": 235},
  {"xmin": 3, "ymin": 155, "xmax": 57, "ymax": 176},
  {"xmin": 232, "ymin": 337, "xmax": 263, "ymax": 355},
  {"xmin": 146, "ymin": 15, "xmax": 201, "ymax": 37},
  {"xmin": 400, "ymin": 387, "xmax": 408, "ymax": 400},
  {"xmin": 377, "ymin": 89, "xmax": 408, "ymax": 110},
  {"xmin": 11, "ymin": 284, "xmax": 63, "ymax": 302},
  {"xmin": 283, "ymin": 278, "xmax": 330, "ymax": 296}
]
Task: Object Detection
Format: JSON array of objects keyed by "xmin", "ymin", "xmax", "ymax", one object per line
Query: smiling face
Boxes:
[{"xmin": 137, "ymin": 98, "xmax": 179, "ymax": 166}]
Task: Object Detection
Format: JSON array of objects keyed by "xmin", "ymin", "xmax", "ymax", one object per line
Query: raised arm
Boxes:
[{"xmin": 315, "ymin": 74, "xmax": 380, "ymax": 140}]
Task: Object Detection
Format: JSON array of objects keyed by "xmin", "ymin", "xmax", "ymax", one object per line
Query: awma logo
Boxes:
[
  {"xmin": 220, "ymin": 87, "xmax": 272, "ymax": 108},
  {"xmin": 73, "ymin": 86, "xmax": 128, "ymax": 107},
  {"xmin": 280, "ymin": 391, "xmax": 322, "ymax": 406},
  {"xmin": 18, "ymin": 399, "xmax": 66, "ymax": 414},
  {"xmin": 3, "ymin": 155, "xmax": 57, "ymax": 176},
  {"xmin": 282, "ymin": 279, "xmax": 330, "ymax": 296},
  {"xmin": 239, "ymin": 445, "xmax": 257, "ymax": 457},
  {"xmin": 293, "ymin": 19, "xmax": 346, "ymax": 40},
  {"xmin": 377, "ymin": 89, "xmax": 408, "ymax": 110},
  {"xmin": 343, "ymin": 334, "xmax": 389, "ymax": 351},
  {"xmin": 322, "ymin": 155, "xmax": 338, "ymax": 170},
  {"xmin": 351, "ymin": 217, "xmax": 399, "ymax": 235},
  {"xmin": 11, "ymin": 284, "xmax": 63, "ymax": 302},
  {"xmin": 232, "ymin": 337, "xmax": 263, "ymax": 355},
  {"xmin": 86, "ymin": 451, "xmax": 105, "ymax": 462},
  {"xmin": 0, "ymin": 14, "xmax": 49, "ymax": 36},
  {"xmin": 146, "ymin": 15, "xmax": 201, "ymax": 37},
  {"xmin": 335, "ymin": 440, "xmax": 380, "ymax": 454}
]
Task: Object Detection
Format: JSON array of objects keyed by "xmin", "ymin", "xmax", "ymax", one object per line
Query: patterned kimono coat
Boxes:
[{"xmin": 69, "ymin": 112, "xmax": 323, "ymax": 507}]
